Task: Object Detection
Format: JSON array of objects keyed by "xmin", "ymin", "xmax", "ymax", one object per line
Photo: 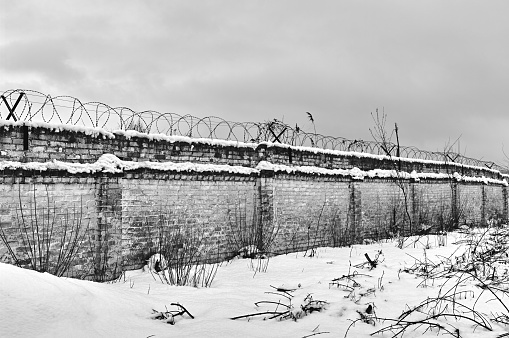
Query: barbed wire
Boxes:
[{"xmin": 0, "ymin": 89, "xmax": 505, "ymax": 173}]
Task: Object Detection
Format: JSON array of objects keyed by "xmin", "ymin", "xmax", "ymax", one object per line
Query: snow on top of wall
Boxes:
[
  {"xmin": 258, "ymin": 142, "xmax": 502, "ymax": 175},
  {"xmin": 0, "ymin": 119, "xmax": 502, "ymax": 176},
  {"xmin": 256, "ymin": 161, "xmax": 508, "ymax": 186},
  {"xmin": 97, "ymin": 154, "xmax": 258, "ymax": 175},
  {"xmin": 0, "ymin": 154, "xmax": 505, "ymax": 185},
  {"xmin": 0, "ymin": 119, "xmax": 115, "ymax": 138},
  {"xmin": 113, "ymin": 130, "xmax": 259, "ymax": 149},
  {"xmin": 0, "ymin": 158, "xmax": 104, "ymax": 174},
  {"xmin": 256, "ymin": 160, "xmax": 363, "ymax": 179},
  {"xmin": 0, "ymin": 154, "xmax": 258, "ymax": 176}
]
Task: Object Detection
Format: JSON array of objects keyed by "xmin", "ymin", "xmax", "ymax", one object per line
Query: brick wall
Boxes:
[
  {"xmin": 458, "ymin": 184, "xmax": 483, "ymax": 226},
  {"xmin": 359, "ymin": 180, "xmax": 408, "ymax": 240},
  {"xmin": 483, "ymin": 185, "xmax": 506, "ymax": 224},
  {"xmin": 0, "ymin": 123, "xmax": 507, "ymax": 280},
  {"xmin": 118, "ymin": 172, "xmax": 258, "ymax": 270},
  {"xmin": 0, "ymin": 124, "xmax": 505, "ymax": 180},
  {"xmin": 269, "ymin": 175, "xmax": 351, "ymax": 253},
  {"xmin": 413, "ymin": 182, "xmax": 453, "ymax": 231},
  {"xmin": 0, "ymin": 173, "xmax": 98, "ymax": 278}
]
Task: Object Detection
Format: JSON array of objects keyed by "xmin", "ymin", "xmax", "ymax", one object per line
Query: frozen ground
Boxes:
[{"xmin": 1, "ymin": 232, "xmax": 508, "ymax": 338}]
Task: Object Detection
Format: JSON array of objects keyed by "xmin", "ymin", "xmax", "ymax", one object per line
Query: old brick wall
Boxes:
[
  {"xmin": 458, "ymin": 184, "xmax": 483, "ymax": 226},
  {"xmin": 484, "ymin": 185, "xmax": 506, "ymax": 224},
  {"xmin": 0, "ymin": 124, "xmax": 505, "ymax": 181},
  {"xmin": 118, "ymin": 172, "xmax": 258, "ymax": 270},
  {"xmin": 268, "ymin": 174, "xmax": 351, "ymax": 254},
  {"xmin": 0, "ymin": 125, "xmax": 260, "ymax": 166},
  {"xmin": 359, "ymin": 180, "xmax": 408, "ymax": 240},
  {"xmin": 0, "ymin": 173, "xmax": 98, "ymax": 278},
  {"xmin": 0, "ymin": 123, "xmax": 508, "ymax": 281},
  {"xmin": 413, "ymin": 181, "xmax": 453, "ymax": 232}
]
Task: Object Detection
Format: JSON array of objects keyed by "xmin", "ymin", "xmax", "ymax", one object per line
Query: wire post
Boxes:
[{"xmin": 1, "ymin": 92, "xmax": 25, "ymax": 122}]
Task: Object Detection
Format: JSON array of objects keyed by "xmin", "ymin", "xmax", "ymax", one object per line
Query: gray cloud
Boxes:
[
  {"xmin": 0, "ymin": 38, "xmax": 83, "ymax": 83},
  {"xmin": 1, "ymin": 0, "xmax": 509, "ymax": 165}
]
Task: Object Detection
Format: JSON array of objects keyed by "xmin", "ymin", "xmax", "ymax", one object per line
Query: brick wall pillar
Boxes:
[
  {"xmin": 348, "ymin": 181, "xmax": 362, "ymax": 243},
  {"xmin": 410, "ymin": 182, "xmax": 419, "ymax": 234},
  {"xmin": 257, "ymin": 170, "xmax": 274, "ymax": 252},
  {"xmin": 481, "ymin": 185, "xmax": 487, "ymax": 226},
  {"xmin": 503, "ymin": 186, "xmax": 508, "ymax": 224},
  {"xmin": 94, "ymin": 175, "xmax": 123, "ymax": 281},
  {"xmin": 451, "ymin": 181, "xmax": 459, "ymax": 229}
]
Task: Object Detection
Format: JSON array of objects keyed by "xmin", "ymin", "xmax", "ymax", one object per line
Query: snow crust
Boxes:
[
  {"xmin": 0, "ymin": 154, "xmax": 506, "ymax": 185},
  {"xmin": 0, "ymin": 154, "xmax": 259, "ymax": 175},
  {"xmin": 256, "ymin": 161, "xmax": 508, "ymax": 186}
]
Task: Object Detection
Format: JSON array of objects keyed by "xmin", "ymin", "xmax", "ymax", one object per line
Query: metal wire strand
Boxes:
[{"xmin": 0, "ymin": 89, "xmax": 503, "ymax": 172}]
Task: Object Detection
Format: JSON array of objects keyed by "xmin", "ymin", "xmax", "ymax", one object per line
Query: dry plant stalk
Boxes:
[
  {"xmin": 231, "ymin": 286, "xmax": 328, "ymax": 321},
  {"xmin": 370, "ymin": 109, "xmax": 412, "ymax": 246},
  {"xmin": 0, "ymin": 184, "xmax": 89, "ymax": 277},
  {"xmin": 151, "ymin": 214, "xmax": 219, "ymax": 288},
  {"xmin": 366, "ymin": 226, "xmax": 509, "ymax": 338},
  {"xmin": 150, "ymin": 303, "xmax": 194, "ymax": 325}
]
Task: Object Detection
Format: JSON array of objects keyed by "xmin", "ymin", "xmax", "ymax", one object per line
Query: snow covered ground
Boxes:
[{"xmin": 1, "ymin": 232, "xmax": 508, "ymax": 338}]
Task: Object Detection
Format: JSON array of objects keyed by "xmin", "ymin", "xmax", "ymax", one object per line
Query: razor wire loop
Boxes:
[{"xmin": 0, "ymin": 89, "xmax": 505, "ymax": 172}]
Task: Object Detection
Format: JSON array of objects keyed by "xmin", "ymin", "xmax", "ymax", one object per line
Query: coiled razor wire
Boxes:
[{"xmin": 0, "ymin": 89, "xmax": 505, "ymax": 172}]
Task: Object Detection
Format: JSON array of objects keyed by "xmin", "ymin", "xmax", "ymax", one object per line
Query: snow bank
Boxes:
[
  {"xmin": 2, "ymin": 232, "xmax": 508, "ymax": 338},
  {"xmin": 0, "ymin": 262, "xmax": 176, "ymax": 338}
]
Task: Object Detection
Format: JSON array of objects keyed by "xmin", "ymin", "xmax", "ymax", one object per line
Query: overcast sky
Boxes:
[{"xmin": 1, "ymin": 1, "xmax": 508, "ymax": 166}]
